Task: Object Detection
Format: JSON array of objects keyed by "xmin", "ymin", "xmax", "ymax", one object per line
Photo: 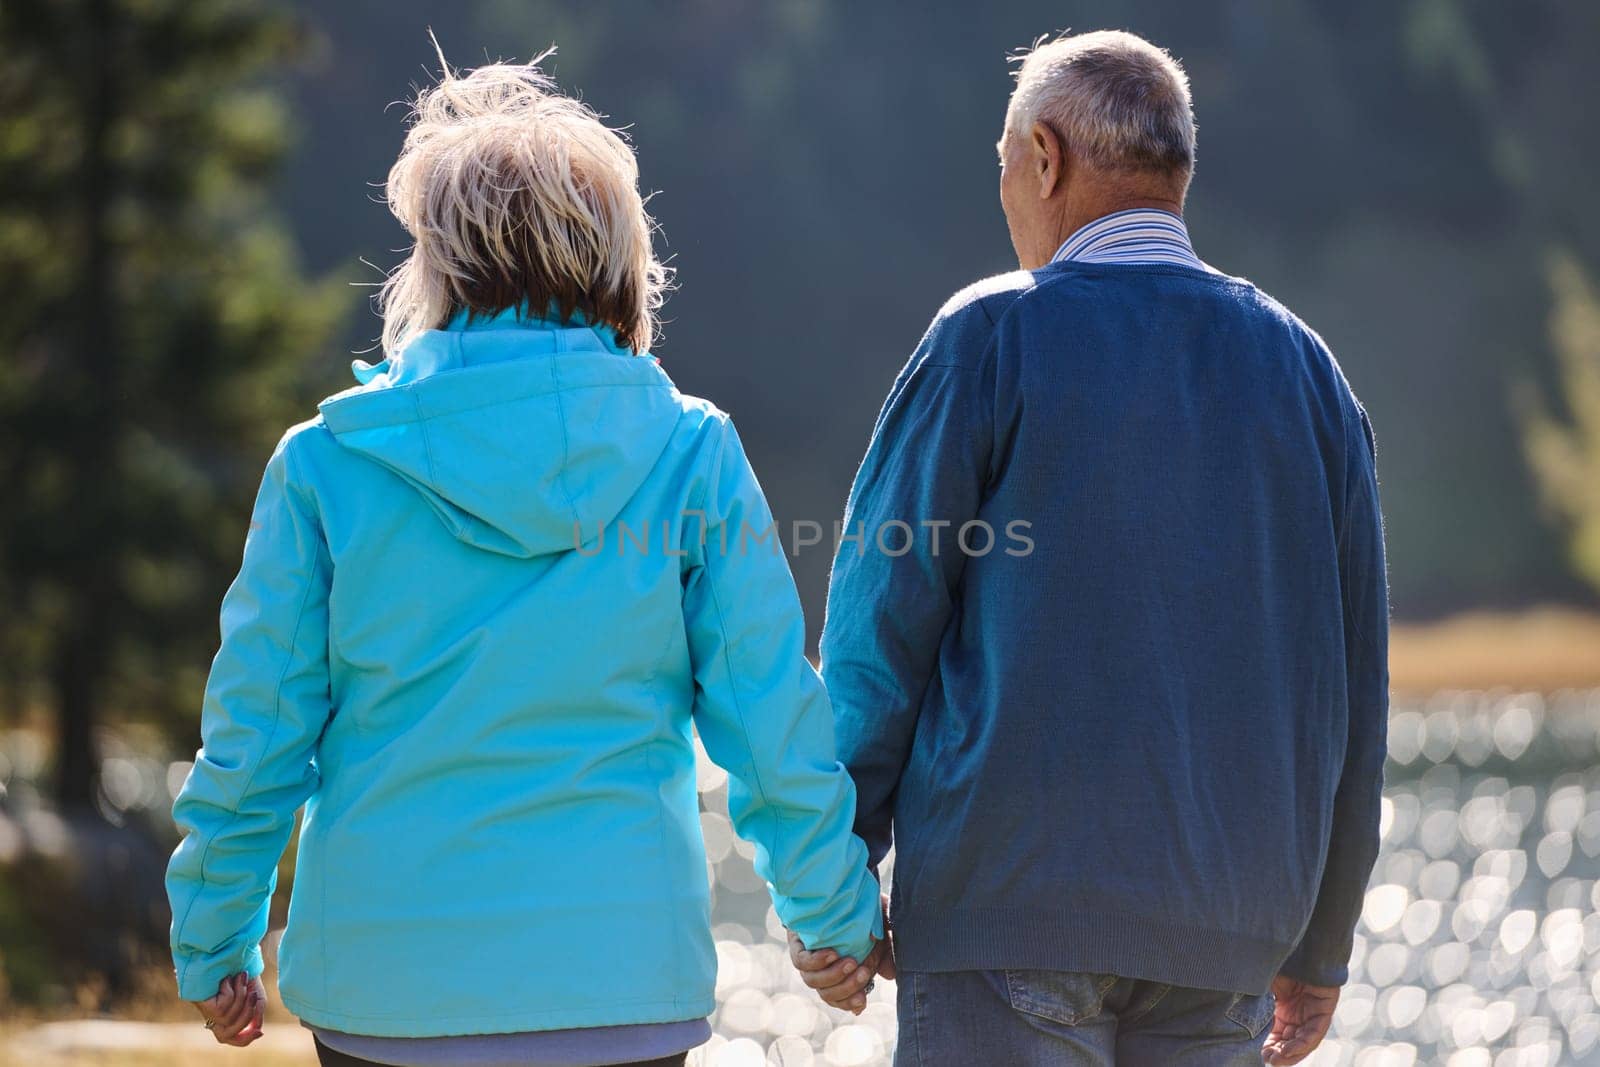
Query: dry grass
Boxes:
[
  {"xmin": 0, "ymin": 962, "xmax": 317, "ymax": 1067},
  {"xmin": 0, "ymin": 1020, "xmax": 317, "ymax": 1067},
  {"xmin": 1389, "ymin": 606, "xmax": 1600, "ymax": 694}
]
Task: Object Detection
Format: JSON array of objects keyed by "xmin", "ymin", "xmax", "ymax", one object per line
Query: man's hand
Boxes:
[
  {"xmin": 875, "ymin": 894, "xmax": 897, "ymax": 981},
  {"xmin": 192, "ymin": 972, "xmax": 266, "ymax": 1047},
  {"xmin": 1262, "ymin": 975, "xmax": 1338, "ymax": 1065}
]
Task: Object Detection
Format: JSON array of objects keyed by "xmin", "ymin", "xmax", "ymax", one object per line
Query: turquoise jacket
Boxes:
[{"xmin": 166, "ymin": 308, "xmax": 882, "ymax": 1036}]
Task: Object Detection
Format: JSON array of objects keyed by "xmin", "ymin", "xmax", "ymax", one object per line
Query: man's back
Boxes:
[
  {"xmin": 821, "ymin": 259, "xmax": 1388, "ymax": 996},
  {"xmin": 807, "ymin": 29, "xmax": 1388, "ymax": 1066}
]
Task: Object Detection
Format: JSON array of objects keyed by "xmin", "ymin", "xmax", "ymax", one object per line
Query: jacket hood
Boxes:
[{"xmin": 318, "ymin": 309, "xmax": 683, "ymax": 558}]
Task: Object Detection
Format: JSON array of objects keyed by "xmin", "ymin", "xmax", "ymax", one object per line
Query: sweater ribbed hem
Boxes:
[{"xmin": 892, "ymin": 906, "xmax": 1290, "ymax": 995}]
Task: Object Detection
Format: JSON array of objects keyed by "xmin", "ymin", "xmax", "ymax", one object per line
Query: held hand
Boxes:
[
  {"xmin": 787, "ymin": 928, "xmax": 888, "ymax": 1015},
  {"xmin": 875, "ymin": 893, "xmax": 897, "ymax": 981},
  {"xmin": 1261, "ymin": 975, "xmax": 1339, "ymax": 1065},
  {"xmin": 192, "ymin": 972, "xmax": 266, "ymax": 1047}
]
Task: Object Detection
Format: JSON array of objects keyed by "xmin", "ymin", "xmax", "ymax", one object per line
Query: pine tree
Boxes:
[{"xmin": 0, "ymin": 0, "xmax": 347, "ymax": 811}]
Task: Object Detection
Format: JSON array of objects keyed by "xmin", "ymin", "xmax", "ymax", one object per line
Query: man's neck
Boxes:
[{"xmin": 1049, "ymin": 195, "xmax": 1185, "ymax": 259}]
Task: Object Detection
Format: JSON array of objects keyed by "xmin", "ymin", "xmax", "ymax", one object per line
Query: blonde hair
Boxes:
[
  {"xmin": 1007, "ymin": 30, "xmax": 1195, "ymax": 178},
  {"xmin": 379, "ymin": 45, "xmax": 669, "ymax": 356}
]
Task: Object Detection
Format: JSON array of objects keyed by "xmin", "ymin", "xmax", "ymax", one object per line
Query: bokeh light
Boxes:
[{"xmin": 687, "ymin": 690, "xmax": 1600, "ymax": 1065}]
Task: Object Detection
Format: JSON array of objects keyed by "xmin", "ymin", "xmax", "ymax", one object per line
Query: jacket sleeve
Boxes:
[
  {"xmin": 819, "ymin": 317, "xmax": 995, "ymax": 870},
  {"xmin": 683, "ymin": 418, "xmax": 884, "ymax": 962},
  {"xmin": 166, "ymin": 434, "xmax": 333, "ymax": 1001},
  {"xmin": 1282, "ymin": 405, "xmax": 1390, "ymax": 986}
]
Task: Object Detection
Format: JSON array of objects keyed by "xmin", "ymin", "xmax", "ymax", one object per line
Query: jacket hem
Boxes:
[
  {"xmin": 281, "ymin": 993, "xmax": 717, "ymax": 1038},
  {"xmin": 891, "ymin": 906, "xmax": 1293, "ymax": 995}
]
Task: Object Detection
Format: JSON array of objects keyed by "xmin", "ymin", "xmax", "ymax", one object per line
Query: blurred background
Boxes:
[{"xmin": 2, "ymin": 0, "xmax": 1599, "ymax": 1064}]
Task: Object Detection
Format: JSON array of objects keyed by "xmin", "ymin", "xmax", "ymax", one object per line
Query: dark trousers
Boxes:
[
  {"xmin": 313, "ymin": 1037, "xmax": 688, "ymax": 1067},
  {"xmin": 895, "ymin": 970, "xmax": 1276, "ymax": 1067}
]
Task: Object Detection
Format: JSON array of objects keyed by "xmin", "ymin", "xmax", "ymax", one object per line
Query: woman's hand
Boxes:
[
  {"xmin": 192, "ymin": 972, "xmax": 266, "ymax": 1047},
  {"xmin": 788, "ymin": 895, "xmax": 897, "ymax": 1015},
  {"xmin": 788, "ymin": 931, "xmax": 886, "ymax": 1014}
]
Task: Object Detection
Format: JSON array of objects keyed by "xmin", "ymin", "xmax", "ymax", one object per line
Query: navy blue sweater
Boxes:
[{"xmin": 820, "ymin": 261, "xmax": 1389, "ymax": 994}]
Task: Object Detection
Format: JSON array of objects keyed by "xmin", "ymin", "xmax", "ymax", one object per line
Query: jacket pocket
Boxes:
[
  {"xmin": 1004, "ymin": 970, "xmax": 1118, "ymax": 1026},
  {"xmin": 1225, "ymin": 991, "xmax": 1276, "ymax": 1038}
]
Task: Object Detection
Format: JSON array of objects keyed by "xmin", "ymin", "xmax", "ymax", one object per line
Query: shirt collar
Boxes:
[{"xmin": 1050, "ymin": 208, "xmax": 1208, "ymax": 271}]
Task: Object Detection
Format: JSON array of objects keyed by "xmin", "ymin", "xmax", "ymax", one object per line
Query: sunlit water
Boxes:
[
  {"xmin": 689, "ymin": 690, "xmax": 1600, "ymax": 1067},
  {"xmin": 6, "ymin": 689, "xmax": 1600, "ymax": 1066}
]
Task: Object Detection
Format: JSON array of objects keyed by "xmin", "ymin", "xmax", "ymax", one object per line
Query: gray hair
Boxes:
[{"xmin": 1006, "ymin": 30, "xmax": 1195, "ymax": 176}]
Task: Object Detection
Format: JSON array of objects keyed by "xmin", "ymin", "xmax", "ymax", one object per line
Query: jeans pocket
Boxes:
[
  {"xmin": 1003, "ymin": 970, "xmax": 1118, "ymax": 1026},
  {"xmin": 1225, "ymin": 991, "xmax": 1276, "ymax": 1038}
]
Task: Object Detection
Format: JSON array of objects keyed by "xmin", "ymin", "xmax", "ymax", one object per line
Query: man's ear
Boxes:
[{"xmin": 1031, "ymin": 121, "xmax": 1066, "ymax": 200}]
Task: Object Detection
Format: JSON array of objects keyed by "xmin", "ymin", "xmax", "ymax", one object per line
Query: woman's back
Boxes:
[
  {"xmin": 166, "ymin": 50, "xmax": 880, "ymax": 1054},
  {"xmin": 290, "ymin": 311, "xmax": 719, "ymax": 1031},
  {"xmin": 169, "ymin": 308, "xmax": 882, "ymax": 1038}
]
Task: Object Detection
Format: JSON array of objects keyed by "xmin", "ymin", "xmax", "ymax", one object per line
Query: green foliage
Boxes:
[
  {"xmin": 1523, "ymin": 254, "xmax": 1600, "ymax": 593},
  {"xmin": 0, "ymin": 0, "xmax": 349, "ymax": 799},
  {"xmin": 0, "ymin": 873, "xmax": 57, "ymax": 1003}
]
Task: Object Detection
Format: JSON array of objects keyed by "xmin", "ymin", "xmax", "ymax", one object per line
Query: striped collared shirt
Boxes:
[{"xmin": 1050, "ymin": 208, "xmax": 1209, "ymax": 270}]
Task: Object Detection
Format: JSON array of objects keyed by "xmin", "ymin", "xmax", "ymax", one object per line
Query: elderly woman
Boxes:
[{"xmin": 165, "ymin": 51, "xmax": 883, "ymax": 1067}]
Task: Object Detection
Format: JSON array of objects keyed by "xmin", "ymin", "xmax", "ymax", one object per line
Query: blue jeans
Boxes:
[{"xmin": 895, "ymin": 970, "xmax": 1275, "ymax": 1067}]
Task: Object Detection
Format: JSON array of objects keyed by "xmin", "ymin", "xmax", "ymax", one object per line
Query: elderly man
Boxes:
[{"xmin": 792, "ymin": 29, "xmax": 1388, "ymax": 1067}]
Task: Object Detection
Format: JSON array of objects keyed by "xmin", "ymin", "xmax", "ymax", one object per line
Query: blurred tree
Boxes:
[
  {"xmin": 1523, "ymin": 254, "xmax": 1600, "ymax": 594},
  {"xmin": 0, "ymin": 0, "xmax": 346, "ymax": 811}
]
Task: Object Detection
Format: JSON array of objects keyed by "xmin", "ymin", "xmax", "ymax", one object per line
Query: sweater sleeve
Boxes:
[
  {"xmin": 819, "ymin": 310, "xmax": 996, "ymax": 869},
  {"xmin": 166, "ymin": 434, "xmax": 333, "ymax": 1001},
  {"xmin": 1281, "ymin": 405, "xmax": 1390, "ymax": 986},
  {"xmin": 683, "ymin": 418, "xmax": 884, "ymax": 962}
]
